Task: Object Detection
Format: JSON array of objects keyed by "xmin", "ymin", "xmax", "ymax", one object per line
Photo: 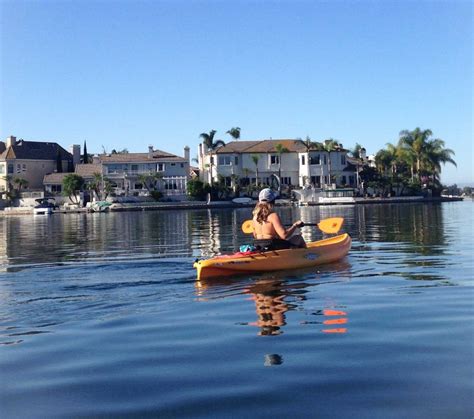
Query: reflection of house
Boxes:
[
  {"xmin": 44, "ymin": 146, "xmax": 191, "ymax": 198},
  {"xmin": 198, "ymin": 139, "xmax": 357, "ymax": 190},
  {"xmin": 0, "ymin": 136, "xmax": 75, "ymax": 193}
]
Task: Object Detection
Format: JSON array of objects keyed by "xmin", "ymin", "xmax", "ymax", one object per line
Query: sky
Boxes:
[{"xmin": 1, "ymin": 0, "xmax": 472, "ymax": 185}]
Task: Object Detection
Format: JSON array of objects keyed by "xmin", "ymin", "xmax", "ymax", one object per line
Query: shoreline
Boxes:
[{"xmin": 0, "ymin": 196, "xmax": 465, "ymax": 216}]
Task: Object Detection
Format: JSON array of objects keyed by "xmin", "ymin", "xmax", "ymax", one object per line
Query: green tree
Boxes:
[
  {"xmin": 13, "ymin": 177, "xmax": 29, "ymax": 194},
  {"xmin": 274, "ymin": 143, "xmax": 289, "ymax": 194},
  {"xmin": 251, "ymin": 154, "xmax": 260, "ymax": 187},
  {"xmin": 423, "ymin": 138, "xmax": 456, "ymax": 186},
  {"xmin": 187, "ymin": 178, "xmax": 210, "ymax": 200},
  {"xmin": 138, "ymin": 172, "xmax": 163, "ymax": 193},
  {"xmin": 62, "ymin": 174, "xmax": 84, "ymax": 204},
  {"xmin": 226, "ymin": 127, "xmax": 241, "ymax": 140},
  {"xmin": 322, "ymin": 139, "xmax": 340, "ymax": 187},
  {"xmin": 199, "ymin": 130, "xmax": 225, "ymax": 188}
]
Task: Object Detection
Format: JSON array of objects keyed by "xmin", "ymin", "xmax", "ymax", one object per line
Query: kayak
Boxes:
[{"xmin": 194, "ymin": 233, "xmax": 351, "ymax": 280}]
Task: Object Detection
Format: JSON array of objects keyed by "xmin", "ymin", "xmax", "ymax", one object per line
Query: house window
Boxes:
[
  {"xmin": 234, "ymin": 156, "xmax": 239, "ymax": 165},
  {"xmin": 311, "ymin": 176, "xmax": 321, "ymax": 186},
  {"xmin": 8, "ymin": 164, "xmax": 14, "ymax": 174},
  {"xmin": 210, "ymin": 156, "xmax": 214, "ymax": 165},
  {"xmin": 157, "ymin": 163, "xmax": 165, "ymax": 171},
  {"xmin": 107, "ymin": 164, "xmax": 125, "ymax": 173},
  {"xmin": 22, "ymin": 164, "xmax": 27, "ymax": 172},
  {"xmin": 0, "ymin": 165, "xmax": 4, "ymax": 174},
  {"xmin": 342, "ymin": 175, "xmax": 347, "ymax": 185},
  {"xmin": 16, "ymin": 164, "xmax": 21, "ymax": 174},
  {"xmin": 224, "ymin": 177, "xmax": 232, "ymax": 187},
  {"xmin": 281, "ymin": 177, "xmax": 292, "ymax": 185},
  {"xmin": 270, "ymin": 155, "xmax": 279, "ymax": 165},
  {"xmin": 301, "ymin": 155, "xmax": 305, "ymax": 165},
  {"xmin": 218, "ymin": 155, "xmax": 232, "ymax": 165},
  {"xmin": 51, "ymin": 184, "xmax": 62, "ymax": 193},
  {"xmin": 341, "ymin": 155, "xmax": 346, "ymax": 165},
  {"xmin": 309, "ymin": 155, "xmax": 320, "ymax": 165},
  {"xmin": 323, "ymin": 155, "xmax": 327, "ymax": 165},
  {"xmin": 171, "ymin": 163, "xmax": 176, "ymax": 166},
  {"xmin": 180, "ymin": 163, "xmax": 184, "ymax": 168},
  {"xmin": 131, "ymin": 164, "xmax": 138, "ymax": 172}
]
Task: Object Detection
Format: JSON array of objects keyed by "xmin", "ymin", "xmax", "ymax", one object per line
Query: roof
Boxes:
[
  {"xmin": 75, "ymin": 163, "xmax": 102, "ymax": 177},
  {"xmin": 215, "ymin": 139, "xmax": 347, "ymax": 154},
  {"xmin": 0, "ymin": 139, "xmax": 72, "ymax": 161},
  {"xmin": 215, "ymin": 139, "xmax": 307, "ymax": 154},
  {"xmin": 43, "ymin": 172, "xmax": 69, "ymax": 184},
  {"xmin": 98, "ymin": 149, "xmax": 186, "ymax": 163}
]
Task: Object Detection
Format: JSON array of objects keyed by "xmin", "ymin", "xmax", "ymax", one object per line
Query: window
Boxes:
[
  {"xmin": 341, "ymin": 155, "xmax": 346, "ymax": 165},
  {"xmin": 301, "ymin": 155, "xmax": 305, "ymax": 165},
  {"xmin": 131, "ymin": 164, "xmax": 138, "ymax": 172},
  {"xmin": 22, "ymin": 164, "xmax": 27, "ymax": 172},
  {"xmin": 311, "ymin": 176, "xmax": 321, "ymax": 186},
  {"xmin": 0, "ymin": 165, "xmax": 4, "ymax": 174},
  {"xmin": 323, "ymin": 155, "xmax": 327, "ymax": 165},
  {"xmin": 16, "ymin": 164, "xmax": 21, "ymax": 174},
  {"xmin": 270, "ymin": 155, "xmax": 279, "ymax": 165},
  {"xmin": 8, "ymin": 164, "xmax": 14, "ymax": 174},
  {"xmin": 234, "ymin": 156, "xmax": 239, "ymax": 165},
  {"xmin": 180, "ymin": 163, "xmax": 184, "ymax": 168},
  {"xmin": 218, "ymin": 155, "xmax": 232, "ymax": 165},
  {"xmin": 309, "ymin": 155, "xmax": 320, "ymax": 165},
  {"xmin": 157, "ymin": 163, "xmax": 165, "ymax": 171},
  {"xmin": 281, "ymin": 177, "xmax": 292, "ymax": 185},
  {"xmin": 224, "ymin": 177, "xmax": 232, "ymax": 187},
  {"xmin": 342, "ymin": 175, "xmax": 347, "ymax": 185},
  {"xmin": 171, "ymin": 163, "xmax": 176, "ymax": 166},
  {"xmin": 51, "ymin": 184, "xmax": 62, "ymax": 193}
]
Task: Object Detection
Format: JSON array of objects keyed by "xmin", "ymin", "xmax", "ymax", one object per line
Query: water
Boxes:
[{"xmin": 0, "ymin": 202, "xmax": 472, "ymax": 418}]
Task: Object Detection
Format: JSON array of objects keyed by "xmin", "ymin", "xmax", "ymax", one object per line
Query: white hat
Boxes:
[{"xmin": 258, "ymin": 188, "xmax": 277, "ymax": 203}]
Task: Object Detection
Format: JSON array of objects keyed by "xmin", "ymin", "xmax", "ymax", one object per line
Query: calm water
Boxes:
[{"xmin": 0, "ymin": 202, "xmax": 472, "ymax": 418}]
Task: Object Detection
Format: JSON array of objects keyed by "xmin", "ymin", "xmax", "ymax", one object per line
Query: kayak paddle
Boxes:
[{"xmin": 241, "ymin": 217, "xmax": 344, "ymax": 235}]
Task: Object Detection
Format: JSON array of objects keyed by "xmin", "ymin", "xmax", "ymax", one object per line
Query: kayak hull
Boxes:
[{"xmin": 194, "ymin": 233, "xmax": 351, "ymax": 280}]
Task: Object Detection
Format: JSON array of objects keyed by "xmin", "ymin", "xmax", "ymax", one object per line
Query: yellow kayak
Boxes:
[{"xmin": 194, "ymin": 233, "xmax": 351, "ymax": 280}]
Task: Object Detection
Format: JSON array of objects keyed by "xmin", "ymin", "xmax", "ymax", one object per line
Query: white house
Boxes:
[{"xmin": 198, "ymin": 139, "xmax": 358, "ymax": 191}]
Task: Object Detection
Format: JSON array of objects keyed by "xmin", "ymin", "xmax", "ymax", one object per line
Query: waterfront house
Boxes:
[
  {"xmin": 0, "ymin": 136, "xmax": 76, "ymax": 195},
  {"xmin": 44, "ymin": 146, "xmax": 191, "ymax": 200},
  {"xmin": 198, "ymin": 138, "xmax": 357, "ymax": 193}
]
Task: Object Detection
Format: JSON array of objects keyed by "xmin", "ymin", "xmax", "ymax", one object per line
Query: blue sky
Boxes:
[{"xmin": 1, "ymin": 0, "xmax": 472, "ymax": 184}]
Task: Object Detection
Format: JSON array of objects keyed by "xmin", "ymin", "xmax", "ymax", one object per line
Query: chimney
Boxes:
[
  {"xmin": 148, "ymin": 145, "xmax": 154, "ymax": 158},
  {"xmin": 6, "ymin": 136, "xmax": 16, "ymax": 148},
  {"xmin": 70, "ymin": 144, "xmax": 81, "ymax": 167},
  {"xmin": 184, "ymin": 146, "xmax": 190, "ymax": 164}
]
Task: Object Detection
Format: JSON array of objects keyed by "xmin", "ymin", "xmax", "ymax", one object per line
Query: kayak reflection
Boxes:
[{"xmin": 196, "ymin": 262, "xmax": 351, "ymax": 336}]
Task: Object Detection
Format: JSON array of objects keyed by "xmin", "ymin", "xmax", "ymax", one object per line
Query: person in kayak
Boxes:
[{"xmin": 252, "ymin": 188, "xmax": 306, "ymax": 250}]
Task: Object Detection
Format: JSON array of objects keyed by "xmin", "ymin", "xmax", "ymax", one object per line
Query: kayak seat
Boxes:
[{"xmin": 253, "ymin": 238, "xmax": 294, "ymax": 251}]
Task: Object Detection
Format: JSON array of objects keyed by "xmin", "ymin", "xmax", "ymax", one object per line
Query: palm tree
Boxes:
[
  {"xmin": 398, "ymin": 128, "xmax": 433, "ymax": 181},
  {"xmin": 226, "ymin": 127, "xmax": 241, "ymax": 141},
  {"xmin": 199, "ymin": 130, "xmax": 225, "ymax": 188},
  {"xmin": 423, "ymin": 139, "xmax": 456, "ymax": 185},
  {"xmin": 274, "ymin": 143, "xmax": 289, "ymax": 194},
  {"xmin": 13, "ymin": 177, "xmax": 28, "ymax": 194},
  {"xmin": 138, "ymin": 172, "xmax": 163, "ymax": 193},
  {"xmin": 62, "ymin": 174, "xmax": 84, "ymax": 204},
  {"xmin": 322, "ymin": 139, "xmax": 340, "ymax": 187},
  {"xmin": 251, "ymin": 154, "xmax": 260, "ymax": 187}
]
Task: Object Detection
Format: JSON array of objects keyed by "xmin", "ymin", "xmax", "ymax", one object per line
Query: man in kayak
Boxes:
[{"xmin": 252, "ymin": 188, "xmax": 306, "ymax": 250}]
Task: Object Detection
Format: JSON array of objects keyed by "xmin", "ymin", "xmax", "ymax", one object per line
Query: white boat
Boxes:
[
  {"xmin": 232, "ymin": 197, "xmax": 253, "ymax": 205},
  {"xmin": 33, "ymin": 198, "xmax": 56, "ymax": 215}
]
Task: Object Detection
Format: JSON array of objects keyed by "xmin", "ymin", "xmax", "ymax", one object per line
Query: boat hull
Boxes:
[{"xmin": 194, "ymin": 233, "xmax": 351, "ymax": 280}]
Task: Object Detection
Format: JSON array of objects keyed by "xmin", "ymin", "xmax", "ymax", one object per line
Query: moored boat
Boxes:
[{"xmin": 194, "ymin": 233, "xmax": 351, "ymax": 280}]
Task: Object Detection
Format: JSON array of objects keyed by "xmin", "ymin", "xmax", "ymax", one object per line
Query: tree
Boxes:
[
  {"xmin": 322, "ymin": 139, "xmax": 340, "ymax": 187},
  {"xmin": 82, "ymin": 141, "xmax": 89, "ymax": 164},
  {"xmin": 138, "ymin": 172, "xmax": 163, "ymax": 193},
  {"xmin": 13, "ymin": 177, "xmax": 29, "ymax": 193},
  {"xmin": 62, "ymin": 174, "xmax": 84, "ymax": 204},
  {"xmin": 226, "ymin": 127, "xmax": 241, "ymax": 140},
  {"xmin": 251, "ymin": 154, "xmax": 260, "ymax": 187},
  {"xmin": 274, "ymin": 143, "xmax": 289, "ymax": 194},
  {"xmin": 423, "ymin": 139, "xmax": 456, "ymax": 186},
  {"xmin": 187, "ymin": 178, "xmax": 210, "ymax": 200},
  {"xmin": 199, "ymin": 130, "xmax": 225, "ymax": 188},
  {"xmin": 56, "ymin": 149, "xmax": 63, "ymax": 173}
]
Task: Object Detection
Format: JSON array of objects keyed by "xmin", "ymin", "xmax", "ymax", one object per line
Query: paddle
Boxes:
[{"xmin": 241, "ymin": 217, "xmax": 344, "ymax": 235}]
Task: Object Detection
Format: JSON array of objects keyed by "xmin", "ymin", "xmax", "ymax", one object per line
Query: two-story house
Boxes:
[
  {"xmin": 198, "ymin": 138, "xmax": 357, "ymax": 191},
  {"xmin": 0, "ymin": 136, "xmax": 75, "ymax": 194},
  {"xmin": 44, "ymin": 145, "xmax": 191, "ymax": 198}
]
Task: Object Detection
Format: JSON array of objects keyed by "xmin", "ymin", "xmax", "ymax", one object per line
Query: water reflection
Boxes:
[{"xmin": 196, "ymin": 263, "xmax": 352, "ymax": 337}]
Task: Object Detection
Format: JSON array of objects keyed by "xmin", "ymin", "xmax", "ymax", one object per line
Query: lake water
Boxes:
[{"xmin": 0, "ymin": 201, "xmax": 472, "ymax": 418}]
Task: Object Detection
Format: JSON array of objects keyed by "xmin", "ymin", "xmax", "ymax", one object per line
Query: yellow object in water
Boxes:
[{"xmin": 194, "ymin": 233, "xmax": 351, "ymax": 280}]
